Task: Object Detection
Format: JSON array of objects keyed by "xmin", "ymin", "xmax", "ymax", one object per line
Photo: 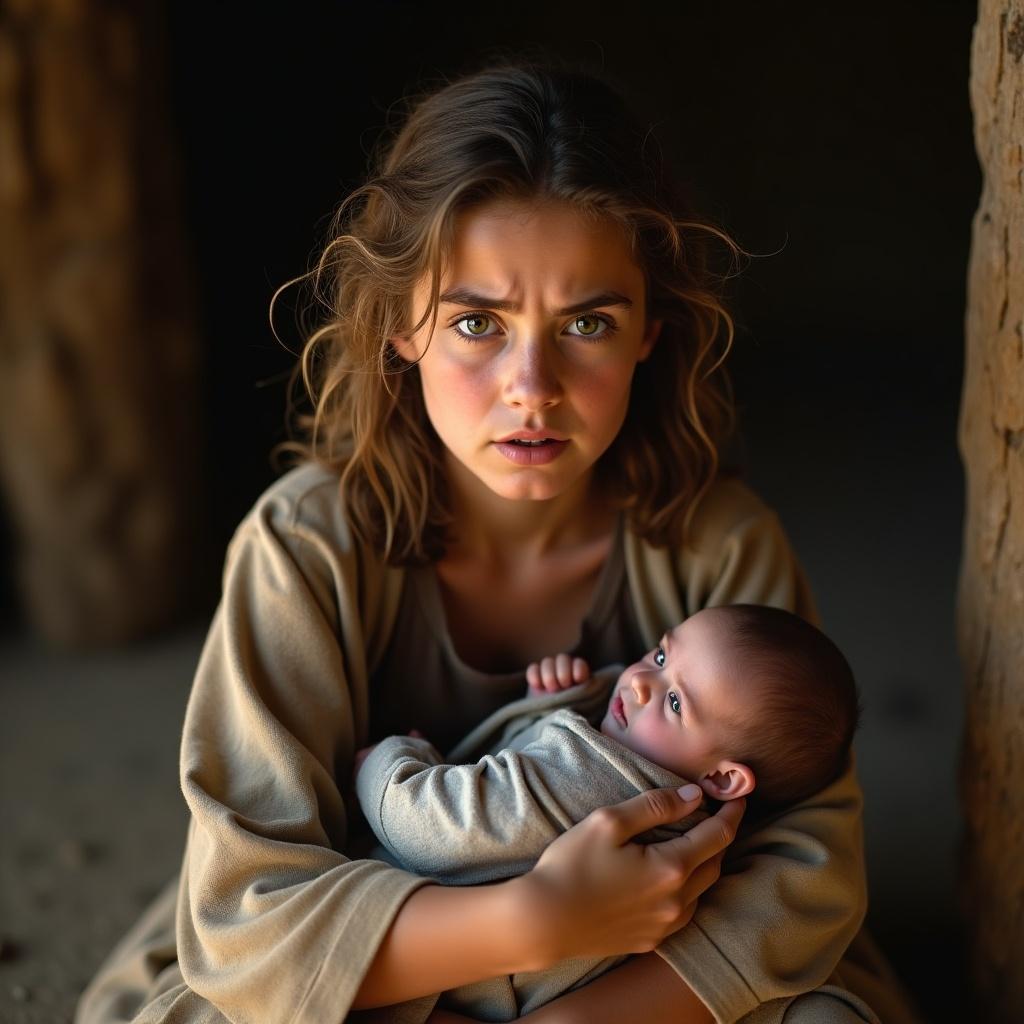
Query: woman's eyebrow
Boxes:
[{"xmin": 438, "ymin": 287, "xmax": 634, "ymax": 315}]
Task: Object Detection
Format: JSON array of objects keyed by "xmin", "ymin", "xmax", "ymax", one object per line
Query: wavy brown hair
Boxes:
[{"xmin": 278, "ymin": 59, "xmax": 743, "ymax": 565}]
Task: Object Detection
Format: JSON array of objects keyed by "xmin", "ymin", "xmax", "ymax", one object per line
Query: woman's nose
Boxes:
[{"xmin": 501, "ymin": 337, "xmax": 562, "ymax": 411}]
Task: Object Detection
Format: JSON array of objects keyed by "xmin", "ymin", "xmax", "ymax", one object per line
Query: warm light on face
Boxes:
[{"xmin": 394, "ymin": 198, "xmax": 662, "ymax": 504}]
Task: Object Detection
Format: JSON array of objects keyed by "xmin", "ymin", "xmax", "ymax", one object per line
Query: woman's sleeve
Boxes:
[
  {"xmin": 646, "ymin": 482, "xmax": 868, "ymax": 1022},
  {"xmin": 174, "ymin": 479, "xmax": 431, "ymax": 1024}
]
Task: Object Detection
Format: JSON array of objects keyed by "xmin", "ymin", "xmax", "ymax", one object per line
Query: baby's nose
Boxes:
[{"xmin": 631, "ymin": 674, "xmax": 651, "ymax": 704}]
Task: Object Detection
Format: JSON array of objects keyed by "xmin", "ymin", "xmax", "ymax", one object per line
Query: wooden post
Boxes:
[
  {"xmin": 959, "ymin": 2, "xmax": 1024, "ymax": 1020},
  {"xmin": 0, "ymin": 2, "xmax": 200, "ymax": 645}
]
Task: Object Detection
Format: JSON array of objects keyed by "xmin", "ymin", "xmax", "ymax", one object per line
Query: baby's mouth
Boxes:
[{"xmin": 612, "ymin": 693, "xmax": 628, "ymax": 728}]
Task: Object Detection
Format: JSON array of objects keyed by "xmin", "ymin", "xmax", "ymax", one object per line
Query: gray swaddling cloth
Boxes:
[{"xmin": 355, "ymin": 669, "xmax": 708, "ymax": 1023}]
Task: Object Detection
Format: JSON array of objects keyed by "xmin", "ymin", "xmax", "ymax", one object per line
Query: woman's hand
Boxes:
[{"xmin": 515, "ymin": 784, "xmax": 744, "ymax": 968}]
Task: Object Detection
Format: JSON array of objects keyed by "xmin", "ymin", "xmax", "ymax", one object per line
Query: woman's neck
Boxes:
[{"xmin": 442, "ymin": 455, "xmax": 614, "ymax": 567}]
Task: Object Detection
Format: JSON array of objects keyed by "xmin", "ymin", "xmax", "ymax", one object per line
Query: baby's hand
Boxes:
[{"xmin": 526, "ymin": 654, "xmax": 591, "ymax": 696}]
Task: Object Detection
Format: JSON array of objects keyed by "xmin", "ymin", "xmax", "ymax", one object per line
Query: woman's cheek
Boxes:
[
  {"xmin": 576, "ymin": 362, "xmax": 637, "ymax": 429},
  {"xmin": 421, "ymin": 349, "xmax": 491, "ymax": 405},
  {"xmin": 449, "ymin": 362, "xmax": 499, "ymax": 420}
]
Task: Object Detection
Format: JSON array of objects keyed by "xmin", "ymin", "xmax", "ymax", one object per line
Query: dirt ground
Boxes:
[{"xmin": 1, "ymin": 626, "xmax": 201, "ymax": 1024}]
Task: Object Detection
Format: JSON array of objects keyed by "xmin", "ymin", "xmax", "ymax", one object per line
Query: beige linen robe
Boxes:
[{"xmin": 75, "ymin": 463, "xmax": 917, "ymax": 1024}]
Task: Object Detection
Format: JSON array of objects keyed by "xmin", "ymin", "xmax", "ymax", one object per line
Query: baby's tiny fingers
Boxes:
[
  {"xmin": 526, "ymin": 663, "xmax": 541, "ymax": 689},
  {"xmin": 540, "ymin": 657, "xmax": 560, "ymax": 691},
  {"xmin": 555, "ymin": 653, "xmax": 574, "ymax": 687},
  {"xmin": 572, "ymin": 657, "xmax": 591, "ymax": 682}
]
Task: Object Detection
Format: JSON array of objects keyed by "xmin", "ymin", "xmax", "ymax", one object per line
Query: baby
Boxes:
[
  {"xmin": 353, "ymin": 604, "xmax": 861, "ymax": 1022},
  {"xmin": 590, "ymin": 601, "xmax": 860, "ymax": 812}
]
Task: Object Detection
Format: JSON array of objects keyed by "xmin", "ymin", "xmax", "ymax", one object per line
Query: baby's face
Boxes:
[{"xmin": 599, "ymin": 609, "xmax": 742, "ymax": 781}]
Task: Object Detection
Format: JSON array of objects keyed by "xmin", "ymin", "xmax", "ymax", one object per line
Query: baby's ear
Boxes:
[{"xmin": 700, "ymin": 761, "xmax": 755, "ymax": 801}]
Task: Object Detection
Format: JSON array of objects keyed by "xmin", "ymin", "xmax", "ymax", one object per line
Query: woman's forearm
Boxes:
[
  {"xmin": 523, "ymin": 953, "xmax": 714, "ymax": 1024},
  {"xmin": 354, "ymin": 785, "xmax": 731, "ymax": 1013},
  {"xmin": 352, "ymin": 878, "xmax": 541, "ymax": 1009}
]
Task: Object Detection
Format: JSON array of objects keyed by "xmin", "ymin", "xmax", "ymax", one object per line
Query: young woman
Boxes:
[{"xmin": 78, "ymin": 61, "xmax": 916, "ymax": 1024}]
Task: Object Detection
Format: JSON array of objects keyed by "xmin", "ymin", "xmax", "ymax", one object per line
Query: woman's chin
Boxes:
[
  {"xmin": 488, "ymin": 462, "xmax": 598, "ymax": 504},
  {"xmin": 493, "ymin": 471, "xmax": 598, "ymax": 503},
  {"xmin": 495, "ymin": 480, "xmax": 573, "ymax": 502},
  {"xmin": 473, "ymin": 465, "xmax": 589, "ymax": 504}
]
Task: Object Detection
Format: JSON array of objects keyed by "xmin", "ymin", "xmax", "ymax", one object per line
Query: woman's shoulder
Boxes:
[
  {"xmin": 684, "ymin": 473, "xmax": 781, "ymax": 553},
  {"xmin": 232, "ymin": 461, "xmax": 371, "ymax": 562},
  {"xmin": 228, "ymin": 461, "xmax": 396, "ymax": 585},
  {"xmin": 623, "ymin": 474, "xmax": 818, "ymax": 632},
  {"xmin": 625, "ymin": 474, "xmax": 782, "ymax": 564},
  {"xmin": 226, "ymin": 462, "xmax": 405, "ymax": 660},
  {"xmin": 244, "ymin": 461, "xmax": 345, "ymax": 533}
]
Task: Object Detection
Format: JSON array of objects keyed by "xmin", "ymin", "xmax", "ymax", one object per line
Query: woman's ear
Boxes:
[
  {"xmin": 699, "ymin": 761, "xmax": 755, "ymax": 802},
  {"xmin": 390, "ymin": 335, "xmax": 417, "ymax": 362},
  {"xmin": 638, "ymin": 318, "xmax": 662, "ymax": 362}
]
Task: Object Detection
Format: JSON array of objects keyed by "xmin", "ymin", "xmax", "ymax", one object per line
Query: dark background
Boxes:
[
  {"xmin": 0, "ymin": 3, "xmax": 980, "ymax": 1020},
  {"xmin": 161, "ymin": 2, "xmax": 976, "ymax": 555},
  {"xmin": 165, "ymin": 4, "xmax": 978, "ymax": 1016}
]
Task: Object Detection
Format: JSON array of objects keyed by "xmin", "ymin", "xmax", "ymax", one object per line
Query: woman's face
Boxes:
[{"xmin": 395, "ymin": 198, "xmax": 662, "ymax": 503}]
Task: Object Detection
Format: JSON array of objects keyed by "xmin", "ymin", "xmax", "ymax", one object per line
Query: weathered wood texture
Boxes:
[
  {"xmin": 0, "ymin": 1, "xmax": 200, "ymax": 645},
  {"xmin": 959, "ymin": 2, "xmax": 1024, "ymax": 1020}
]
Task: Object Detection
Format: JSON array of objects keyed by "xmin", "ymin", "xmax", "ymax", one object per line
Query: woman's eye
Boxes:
[
  {"xmin": 449, "ymin": 312, "xmax": 616, "ymax": 342},
  {"xmin": 653, "ymin": 646, "xmax": 666, "ymax": 667},
  {"xmin": 451, "ymin": 314, "xmax": 497, "ymax": 339},
  {"xmin": 566, "ymin": 313, "xmax": 614, "ymax": 339},
  {"xmin": 668, "ymin": 692, "xmax": 682, "ymax": 715}
]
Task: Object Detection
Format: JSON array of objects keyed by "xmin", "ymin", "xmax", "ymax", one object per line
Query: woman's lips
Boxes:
[
  {"xmin": 611, "ymin": 693, "xmax": 627, "ymax": 728},
  {"xmin": 493, "ymin": 439, "xmax": 569, "ymax": 465}
]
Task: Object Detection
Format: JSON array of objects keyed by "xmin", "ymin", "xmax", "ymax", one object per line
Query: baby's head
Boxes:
[{"xmin": 599, "ymin": 604, "xmax": 860, "ymax": 812}]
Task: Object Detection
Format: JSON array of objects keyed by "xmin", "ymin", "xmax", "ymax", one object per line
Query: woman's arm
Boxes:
[
  {"xmin": 175, "ymin": 477, "xmax": 437, "ymax": 1023},
  {"xmin": 515, "ymin": 766, "xmax": 865, "ymax": 1024},
  {"xmin": 419, "ymin": 958, "xmax": 714, "ymax": 1024},
  {"xmin": 422, "ymin": 962, "xmax": 713, "ymax": 1024},
  {"xmin": 623, "ymin": 481, "xmax": 867, "ymax": 1021},
  {"xmin": 354, "ymin": 787, "xmax": 742, "ymax": 1008},
  {"xmin": 661, "ymin": 760, "xmax": 866, "ymax": 1018},
  {"xmin": 523, "ymin": 954, "xmax": 714, "ymax": 1024},
  {"xmin": 351, "ymin": 878, "xmax": 541, "ymax": 1008}
]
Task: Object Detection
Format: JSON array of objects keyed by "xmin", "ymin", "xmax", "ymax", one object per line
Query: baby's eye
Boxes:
[
  {"xmin": 667, "ymin": 692, "xmax": 682, "ymax": 715},
  {"xmin": 653, "ymin": 646, "xmax": 666, "ymax": 667}
]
